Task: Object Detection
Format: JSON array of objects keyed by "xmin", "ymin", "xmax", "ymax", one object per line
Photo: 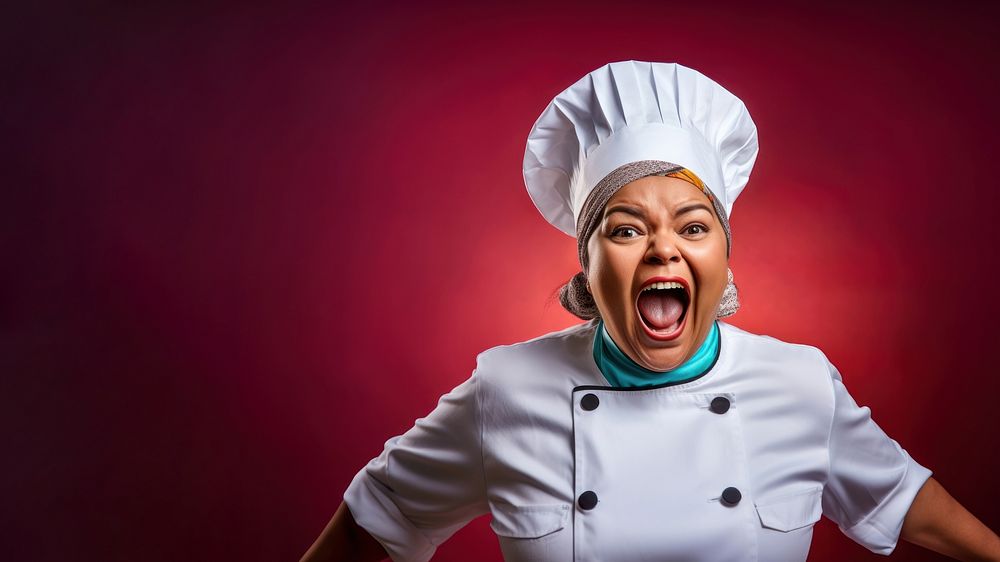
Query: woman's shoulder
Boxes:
[
  {"xmin": 717, "ymin": 322, "xmax": 841, "ymax": 410},
  {"xmin": 471, "ymin": 319, "xmax": 601, "ymax": 385},
  {"xmin": 718, "ymin": 320, "xmax": 833, "ymax": 367},
  {"xmin": 476, "ymin": 319, "xmax": 599, "ymax": 362}
]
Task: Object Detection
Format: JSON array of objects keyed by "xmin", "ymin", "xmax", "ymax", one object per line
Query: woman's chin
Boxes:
[{"xmin": 636, "ymin": 346, "xmax": 689, "ymax": 372}]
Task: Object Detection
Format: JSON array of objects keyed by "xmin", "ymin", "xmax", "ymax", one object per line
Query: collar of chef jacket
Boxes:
[{"xmin": 593, "ymin": 318, "xmax": 720, "ymax": 388}]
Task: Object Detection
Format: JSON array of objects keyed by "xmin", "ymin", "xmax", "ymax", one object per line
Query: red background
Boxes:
[{"xmin": 4, "ymin": 1, "xmax": 999, "ymax": 560}]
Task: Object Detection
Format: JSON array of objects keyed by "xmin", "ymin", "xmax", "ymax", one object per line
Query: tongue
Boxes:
[{"xmin": 637, "ymin": 291, "xmax": 685, "ymax": 330}]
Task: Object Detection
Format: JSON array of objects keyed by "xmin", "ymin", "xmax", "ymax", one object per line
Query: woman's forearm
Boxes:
[
  {"xmin": 901, "ymin": 476, "xmax": 1000, "ymax": 561},
  {"xmin": 300, "ymin": 502, "xmax": 389, "ymax": 562}
]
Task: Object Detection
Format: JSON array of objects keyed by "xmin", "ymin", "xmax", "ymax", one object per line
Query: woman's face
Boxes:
[{"xmin": 586, "ymin": 175, "xmax": 729, "ymax": 371}]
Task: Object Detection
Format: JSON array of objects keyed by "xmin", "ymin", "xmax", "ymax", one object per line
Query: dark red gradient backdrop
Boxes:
[{"xmin": 4, "ymin": 1, "xmax": 999, "ymax": 560}]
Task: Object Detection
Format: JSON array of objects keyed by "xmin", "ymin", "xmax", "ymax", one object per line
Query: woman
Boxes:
[{"xmin": 302, "ymin": 61, "xmax": 1000, "ymax": 561}]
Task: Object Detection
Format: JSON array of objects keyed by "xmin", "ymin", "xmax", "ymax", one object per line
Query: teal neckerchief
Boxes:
[{"xmin": 593, "ymin": 318, "xmax": 720, "ymax": 388}]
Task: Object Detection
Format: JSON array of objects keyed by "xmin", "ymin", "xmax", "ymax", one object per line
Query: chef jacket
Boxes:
[{"xmin": 343, "ymin": 318, "xmax": 932, "ymax": 561}]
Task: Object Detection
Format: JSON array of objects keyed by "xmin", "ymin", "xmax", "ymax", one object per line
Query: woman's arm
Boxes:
[
  {"xmin": 901, "ymin": 476, "xmax": 1000, "ymax": 561},
  {"xmin": 299, "ymin": 502, "xmax": 389, "ymax": 562}
]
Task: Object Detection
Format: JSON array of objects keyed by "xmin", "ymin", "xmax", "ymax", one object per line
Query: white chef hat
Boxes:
[{"xmin": 522, "ymin": 60, "xmax": 759, "ymax": 238}]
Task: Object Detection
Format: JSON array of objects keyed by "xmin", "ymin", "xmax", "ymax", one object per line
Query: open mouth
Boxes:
[{"xmin": 636, "ymin": 280, "xmax": 690, "ymax": 341}]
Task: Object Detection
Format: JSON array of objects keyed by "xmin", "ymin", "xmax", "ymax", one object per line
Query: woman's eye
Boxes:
[
  {"xmin": 684, "ymin": 224, "xmax": 708, "ymax": 235},
  {"xmin": 612, "ymin": 226, "xmax": 640, "ymax": 238}
]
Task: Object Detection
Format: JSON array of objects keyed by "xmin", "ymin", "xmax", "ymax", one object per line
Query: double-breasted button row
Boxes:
[
  {"xmin": 578, "ymin": 394, "xmax": 599, "ymax": 512},
  {"xmin": 582, "ymin": 394, "xmax": 729, "ymax": 413},
  {"xmin": 577, "ymin": 393, "xmax": 737, "ymax": 514},
  {"xmin": 578, "ymin": 487, "xmax": 740, "ymax": 510}
]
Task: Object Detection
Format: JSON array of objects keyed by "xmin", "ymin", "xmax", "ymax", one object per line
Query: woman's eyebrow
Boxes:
[
  {"xmin": 674, "ymin": 202, "xmax": 713, "ymax": 217},
  {"xmin": 604, "ymin": 202, "xmax": 713, "ymax": 220},
  {"xmin": 604, "ymin": 204, "xmax": 647, "ymax": 220}
]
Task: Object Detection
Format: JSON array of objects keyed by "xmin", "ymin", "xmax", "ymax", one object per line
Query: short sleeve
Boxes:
[
  {"xmin": 819, "ymin": 352, "xmax": 933, "ymax": 555},
  {"xmin": 342, "ymin": 369, "xmax": 489, "ymax": 562}
]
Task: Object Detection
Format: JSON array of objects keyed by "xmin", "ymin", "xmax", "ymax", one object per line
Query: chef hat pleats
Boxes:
[
  {"xmin": 718, "ymin": 108, "xmax": 758, "ymax": 211},
  {"xmin": 523, "ymin": 61, "xmax": 758, "ymax": 238}
]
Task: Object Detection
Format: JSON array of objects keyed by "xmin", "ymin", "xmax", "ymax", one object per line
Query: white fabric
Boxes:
[
  {"xmin": 344, "ymin": 320, "xmax": 932, "ymax": 561},
  {"xmin": 523, "ymin": 61, "xmax": 759, "ymax": 237}
]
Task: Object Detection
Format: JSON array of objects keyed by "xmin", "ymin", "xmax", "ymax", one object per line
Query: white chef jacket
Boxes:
[{"xmin": 344, "ymin": 319, "xmax": 932, "ymax": 561}]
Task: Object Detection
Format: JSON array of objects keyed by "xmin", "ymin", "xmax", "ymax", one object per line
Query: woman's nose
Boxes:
[{"xmin": 644, "ymin": 234, "xmax": 681, "ymax": 264}]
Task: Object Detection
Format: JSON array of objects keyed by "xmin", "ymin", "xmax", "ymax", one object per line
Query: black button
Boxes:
[
  {"xmin": 710, "ymin": 396, "xmax": 730, "ymax": 414},
  {"xmin": 578, "ymin": 491, "xmax": 599, "ymax": 510},
  {"xmin": 581, "ymin": 393, "xmax": 600, "ymax": 411},
  {"xmin": 721, "ymin": 486, "xmax": 742, "ymax": 506}
]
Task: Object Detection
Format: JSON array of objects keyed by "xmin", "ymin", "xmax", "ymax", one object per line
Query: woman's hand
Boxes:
[
  {"xmin": 901, "ymin": 476, "xmax": 1000, "ymax": 561},
  {"xmin": 299, "ymin": 502, "xmax": 389, "ymax": 562}
]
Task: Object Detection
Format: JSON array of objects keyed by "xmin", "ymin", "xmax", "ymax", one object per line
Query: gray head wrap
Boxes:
[{"xmin": 558, "ymin": 160, "xmax": 741, "ymax": 320}]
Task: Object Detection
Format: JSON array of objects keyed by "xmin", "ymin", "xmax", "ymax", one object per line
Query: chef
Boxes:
[{"xmin": 301, "ymin": 61, "xmax": 1000, "ymax": 561}]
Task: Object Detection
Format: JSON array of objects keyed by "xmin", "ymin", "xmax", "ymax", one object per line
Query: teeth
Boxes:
[{"xmin": 641, "ymin": 281, "xmax": 685, "ymax": 292}]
